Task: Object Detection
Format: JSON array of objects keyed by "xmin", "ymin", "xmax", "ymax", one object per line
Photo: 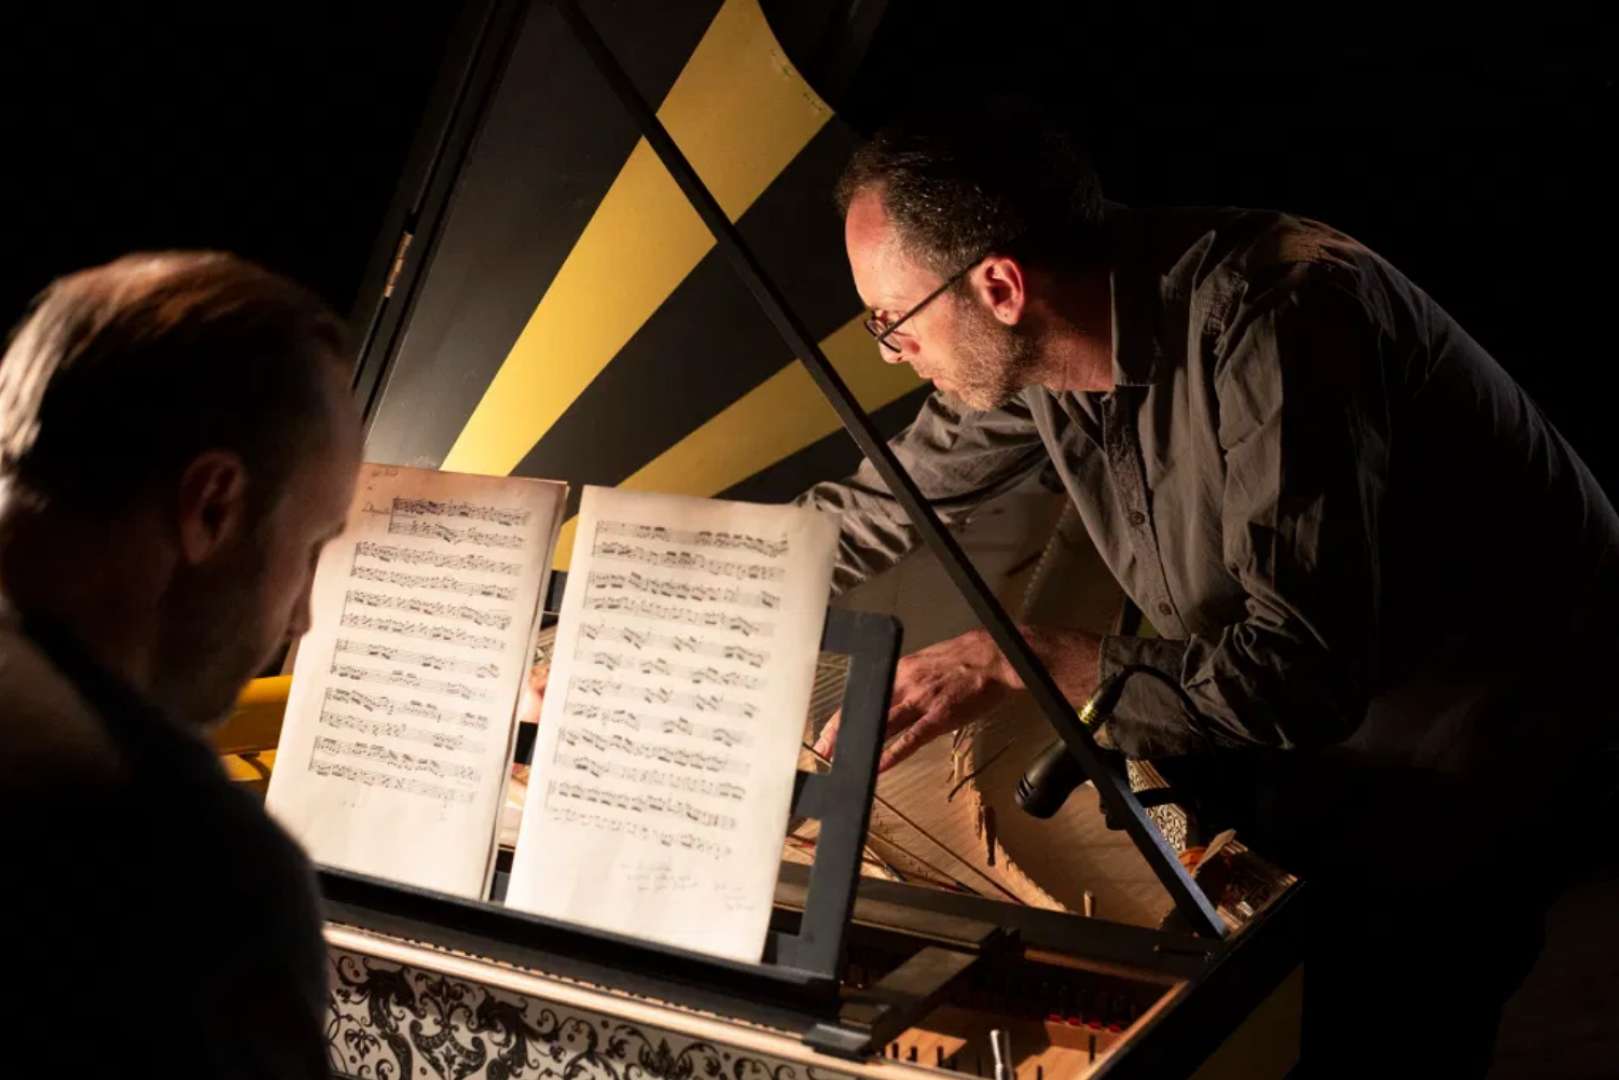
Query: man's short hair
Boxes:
[
  {"xmin": 0, "ymin": 252, "xmax": 349, "ymax": 517},
  {"xmin": 835, "ymin": 102, "xmax": 1106, "ymax": 277}
]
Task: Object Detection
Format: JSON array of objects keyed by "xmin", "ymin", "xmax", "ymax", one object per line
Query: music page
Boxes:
[
  {"xmin": 267, "ymin": 464, "xmax": 566, "ymax": 898},
  {"xmin": 506, "ymin": 487, "xmax": 836, "ymax": 962}
]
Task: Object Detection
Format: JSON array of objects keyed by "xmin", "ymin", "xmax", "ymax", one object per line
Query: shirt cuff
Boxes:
[{"xmin": 1097, "ymin": 635, "xmax": 1212, "ymax": 758}]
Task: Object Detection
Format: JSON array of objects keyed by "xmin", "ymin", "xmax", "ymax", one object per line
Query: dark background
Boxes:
[{"xmin": 2, "ymin": 1, "xmax": 1613, "ymax": 485}]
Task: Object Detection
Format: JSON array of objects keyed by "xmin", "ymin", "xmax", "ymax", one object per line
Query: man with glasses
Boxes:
[{"xmin": 803, "ymin": 105, "xmax": 1618, "ymax": 1075}]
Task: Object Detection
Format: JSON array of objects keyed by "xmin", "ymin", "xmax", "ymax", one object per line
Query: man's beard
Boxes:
[
  {"xmin": 942, "ymin": 293, "xmax": 1040, "ymax": 411},
  {"xmin": 152, "ymin": 527, "xmax": 274, "ymax": 728}
]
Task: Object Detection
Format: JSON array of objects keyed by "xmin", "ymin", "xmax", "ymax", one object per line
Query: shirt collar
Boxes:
[{"xmin": 1103, "ymin": 204, "xmax": 1174, "ymax": 388}]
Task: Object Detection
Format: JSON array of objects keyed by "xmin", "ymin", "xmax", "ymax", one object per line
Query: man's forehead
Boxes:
[{"xmin": 844, "ymin": 188, "xmax": 930, "ymax": 304}]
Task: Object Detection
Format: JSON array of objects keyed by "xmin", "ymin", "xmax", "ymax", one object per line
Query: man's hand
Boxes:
[
  {"xmin": 811, "ymin": 624, "xmax": 1102, "ymax": 773},
  {"xmin": 813, "ymin": 628, "xmax": 1014, "ymax": 772}
]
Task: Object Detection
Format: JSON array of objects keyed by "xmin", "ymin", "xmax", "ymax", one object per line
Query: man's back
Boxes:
[{"xmin": 1, "ymin": 609, "xmax": 331, "ymax": 1078}]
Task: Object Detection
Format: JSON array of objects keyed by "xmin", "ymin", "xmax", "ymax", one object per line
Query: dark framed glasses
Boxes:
[{"xmin": 861, "ymin": 253, "xmax": 985, "ymax": 355}]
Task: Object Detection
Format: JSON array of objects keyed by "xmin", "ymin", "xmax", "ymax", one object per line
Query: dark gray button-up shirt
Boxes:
[{"xmin": 803, "ymin": 207, "xmax": 1619, "ymax": 788}]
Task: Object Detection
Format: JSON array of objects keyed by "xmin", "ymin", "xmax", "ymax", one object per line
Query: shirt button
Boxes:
[
  {"xmin": 1157, "ymin": 602, "xmax": 1174, "ymax": 617},
  {"xmin": 1128, "ymin": 511, "xmax": 1147, "ymax": 527}
]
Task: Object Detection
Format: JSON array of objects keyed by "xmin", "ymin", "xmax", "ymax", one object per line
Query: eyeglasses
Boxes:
[{"xmin": 861, "ymin": 253, "xmax": 985, "ymax": 356}]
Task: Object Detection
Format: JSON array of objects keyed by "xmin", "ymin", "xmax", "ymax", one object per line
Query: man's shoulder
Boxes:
[
  {"xmin": 1124, "ymin": 205, "xmax": 1376, "ymax": 287},
  {"xmin": 0, "ymin": 619, "xmax": 120, "ymax": 788}
]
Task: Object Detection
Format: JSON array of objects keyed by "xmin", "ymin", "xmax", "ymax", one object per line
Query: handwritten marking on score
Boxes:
[
  {"xmin": 391, "ymin": 497, "xmax": 532, "ymax": 528},
  {"xmin": 345, "ymin": 589, "xmax": 511, "ymax": 630},
  {"xmin": 312, "ymin": 736, "xmax": 480, "ymax": 784},
  {"xmin": 388, "ymin": 517, "xmax": 525, "ymax": 550},
  {"xmin": 324, "ymin": 687, "xmax": 491, "ymax": 730},
  {"xmin": 543, "ymin": 805, "xmax": 731, "ymax": 858},
  {"xmin": 591, "ymin": 539, "xmax": 786, "ymax": 581},
  {"xmin": 331, "ymin": 663, "xmax": 492, "ymax": 703},
  {"xmin": 559, "ymin": 711, "xmax": 749, "ymax": 759},
  {"xmin": 317, "ymin": 709, "xmax": 485, "ymax": 753},
  {"xmin": 578, "ymin": 622, "xmax": 769, "ymax": 667},
  {"xmin": 586, "ymin": 571, "xmax": 779, "ymax": 610},
  {"xmin": 338, "ymin": 614, "xmax": 504, "ymax": 653},
  {"xmin": 595, "ymin": 521, "xmax": 789, "ymax": 559},
  {"xmin": 571, "ymin": 678, "xmax": 757, "ymax": 720},
  {"xmin": 351, "ymin": 564, "xmax": 517, "ymax": 602},
  {"xmin": 335, "ymin": 638, "xmax": 501, "ymax": 679},
  {"xmin": 308, "ymin": 760, "xmax": 476, "ymax": 805},
  {"xmin": 579, "ymin": 648, "xmax": 764, "ymax": 690},
  {"xmin": 549, "ymin": 780, "xmax": 737, "ymax": 830},
  {"xmin": 354, "ymin": 542, "xmax": 520, "ymax": 578},
  {"xmin": 580, "ymin": 596, "xmax": 772, "ymax": 638}
]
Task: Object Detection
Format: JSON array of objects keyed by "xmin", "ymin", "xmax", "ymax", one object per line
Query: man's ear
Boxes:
[
  {"xmin": 175, "ymin": 450, "xmax": 250, "ymax": 564},
  {"xmin": 972, "ymin": 255, "xmax": 1028, "ymax": 326}
]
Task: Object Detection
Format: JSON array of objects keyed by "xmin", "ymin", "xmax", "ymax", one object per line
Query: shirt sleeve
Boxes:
[
  {"xmin": 1100, "ymin": 270, "xmax": 1390, "ymax": 758},
  {"xmin": 796, "ymin": 390, "xmax": 1050, "ymax": 594}
]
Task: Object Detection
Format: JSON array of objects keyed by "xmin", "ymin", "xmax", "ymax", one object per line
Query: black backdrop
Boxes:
[{"xmin": 3, "ymin": 1, "xmax": 1612, "ymax": 487}]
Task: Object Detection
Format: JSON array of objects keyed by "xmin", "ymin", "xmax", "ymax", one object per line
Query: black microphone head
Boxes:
[{"xmin": 1015, "ymin": 739, "xmax": 1088, "ymax": 819}]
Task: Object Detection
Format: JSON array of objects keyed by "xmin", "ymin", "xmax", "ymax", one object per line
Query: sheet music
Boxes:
[
  {"xmin": 506, "ymin": 487, "xmax": 836, "ymax": 962},
  {"xmin": 267, "ymin": 465, "xmax": 565, "ymax": 898}
]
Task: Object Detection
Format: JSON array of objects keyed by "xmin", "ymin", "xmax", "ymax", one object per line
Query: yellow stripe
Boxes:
[
  {"xmin": 441, "ymin": 0, "xmax": 832, "ymax": 477},
  {"xmin": 552, "ymin": 317, "xmax": 921, "ymax": 566}
]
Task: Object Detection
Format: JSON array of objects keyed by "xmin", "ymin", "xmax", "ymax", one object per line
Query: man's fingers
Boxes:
[
  {"xmin": 878, "ymin": 708, "xmax": 949, "ymax": 772},
  {"xmin": 814, "ymin": 695, "xmax": 925, "ymax": 762},
  {"xmin": 812, "ymin": 710, "xmax": 842, "ymax": 760}
]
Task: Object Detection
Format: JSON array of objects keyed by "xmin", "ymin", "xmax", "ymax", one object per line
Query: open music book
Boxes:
[
  {"xmin": 267, "ymin": 464, "xmax": 567, "ymax": 899},
  {"xmin": 269, "ymin": 473, "xmax": 838, "ymax": 962},
  {"xmin": 505, "ymin": 487, "xmax": 837, "ymax": 963}
]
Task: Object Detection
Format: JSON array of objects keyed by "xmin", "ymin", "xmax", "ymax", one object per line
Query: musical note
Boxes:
[
  {"xmin": 311, "ymin": 736, "xmax": 481, "ymax": 784},
  {"xmin": 330, "ymin": 662, "xmax": 492, "ymax": 703},
  {"xmin": 560, "ymin": 703, "xmax": 749, "ymax": 754},
  {"xmin": 577, "ymin": 645, "xmax": 764, "ymax": 690},
  {"xmin": 334, "ymin": 638, "xmax": 501, "ymax": 679},
  {"xmin": 580, "ymin": 596, "xmax": 772, "ymax": 638},
  {"xmin": 552, "ymin": 754, "xmax": 746, "ymax": 800},
  {"xmin": 316, "ymin": 709, "xmax": 484, "ymax": 753},
  {"xmin": 345, "ymin": 589, "xmax": 511, "ymax": 630},
  {"xmin": 590, "ymin": 539, "xmax": 787, "ymax": 581},
  {"xmin": 595, "ymin": 521, "xmax": 790, "ymax": 558},
  {"xmin": 391, "ymin": 497, "xmax": 532, "ymax": 528},
  {"xmin": 542, "ymin": 804, "xmax": 732, "ymax": 858},
  {"xmin": 387, "ymin": 517, "xmax": 525, "ymax": 550},
  {"xmin": 337, "ymin": 614, "xmax": 505, "ymax": 652},
  {"xmin": 585, "ymin": 571, "xmax": 780, "ymax": 610},
  {"xmin": 570, "ymin": 678, "xmax": 757, "ymax": 719},
  {"xmin": 351, "ymin": 563, "xmax": 517, "ymax": 601},
  {"xmin": 354, "ymin": 542, "xmax": 520, "ymax": 577},
  {"xmin": 548, "ymin": 780, "xmax": 738, "ymax": 831},
  {"xmin": 307, "ymin": 759, "xmax": 476, "ymax": 805}
]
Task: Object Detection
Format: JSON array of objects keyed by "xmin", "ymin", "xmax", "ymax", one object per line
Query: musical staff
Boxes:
[
  {"xmin": 542, "ymin": 805, "xmax": 731, "ymax": 859},
  {"xmin": 591, "ymin": 539, "xmax": 786, "ymax": 582},
  {"xmin": 571, "ymin": 678, "xmax": 757, "ymax": 719},
  {"xmin": 550, "ymin": 780, "xmax": 737, "ymax": 831},
  {"xmin": 338, "ymin": 614, "xmax": 505, "ymax": 653},
  {"xmin": 553, "ymin": 754, "xmax": 747, "ymax": 800},
  {"xmin": 331, "ymin": 663, "xmax": 492, "ymax": 703},
  {"xmin": 312, "ymin": 736, "xmax": 480, "ymax": 785},
  {"xmin": 322, "ymin": 687, "xmax": 492, "ymax": 729},
  {"xmin": 581, "ymin": 596, "xmax": 772, "ymax": 637},
  {"xmin": 308, "ymin": 759, "xmax": 476, "ymax": 805},
  {"xmin": 354, "ymin": 542, "xmax": 520, "ymax": 578},
  {"xmin": 351, "ymin": 563, "xmax": 517, "ymax": 601},
  {"xmin": 559, "ymin": 711, "xmax": 749, "ymax": 759},
  {"xmin": 335, "ymin": 638, "xmax": 501, "ymax": 679},
  {"xmin": 596, "ymin": 520, "xmax": 789, "ymax": 558},
  {"xmin": 388, "ymin": 517, "xmax": 525, "ymax": 550},
  {"xmin": 345, "ymin": 589, "xmax": 511, "ymax": 630},
  {"xmin": 392, "ymin": 497, "xmax": 531, "ymax": 528},
  {"xmin": 578, "ymin": 647, "xmax": 764, "ymax": 690},
  {"xmin": 578, "ymin": 622, "xmax": 769, "ymax": 667},
  {"xmin": 317, "ymin": 709, "xmax": 484, "ymax": 753},
  {"xmin": 586, "ymin": 570, "xmax": 779, "ymax": 610}
]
